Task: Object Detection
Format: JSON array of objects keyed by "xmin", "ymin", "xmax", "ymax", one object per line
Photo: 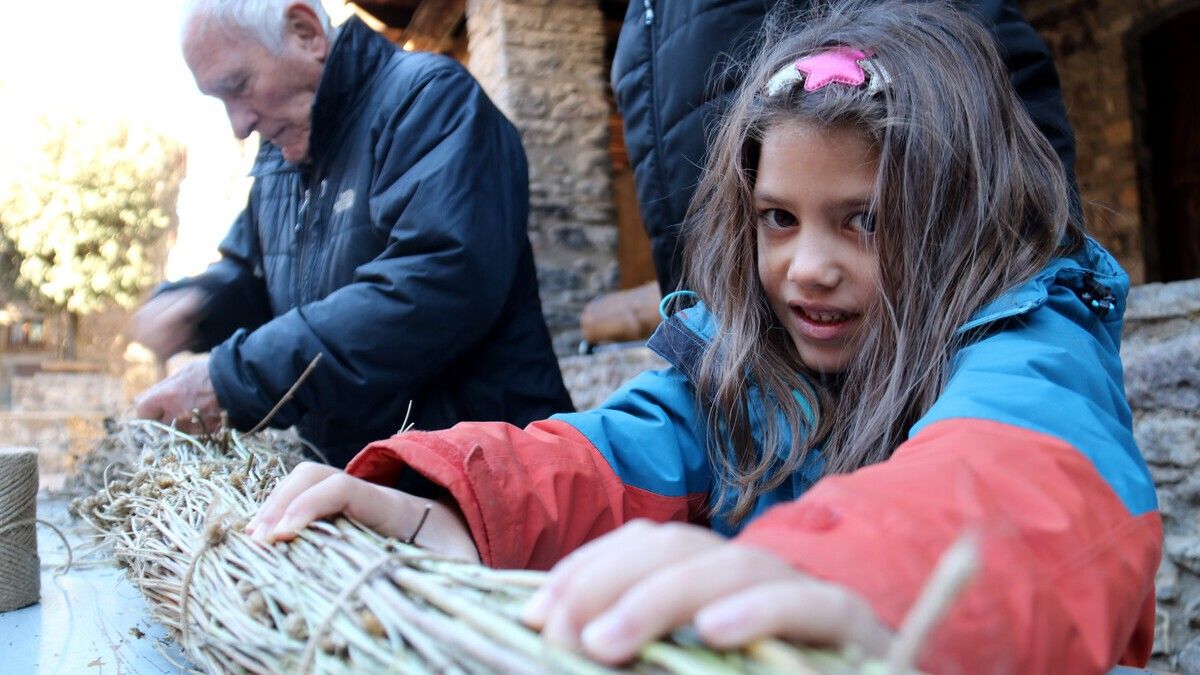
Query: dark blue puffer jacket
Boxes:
[
  {"xmin": 612, "ymin": 0, "xmax": 1080, "ymax": 294},
  {"xmin": 169, "ymin": 17, "xmax": 573, "ymax": 465}
]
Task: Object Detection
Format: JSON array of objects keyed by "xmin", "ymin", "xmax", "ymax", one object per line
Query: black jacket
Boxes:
[
  {"xmin": 171, "ymin": 18, "xmax": 573, "ymax": 465},
  {"xmin": 612, "ymin": 0, "xmax": 1080, "ymax": 294}
]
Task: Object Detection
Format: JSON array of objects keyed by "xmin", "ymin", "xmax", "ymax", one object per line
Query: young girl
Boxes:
[{"xmin": 245, "ymin": 1, "xmax": 1160, "ymax": 670}]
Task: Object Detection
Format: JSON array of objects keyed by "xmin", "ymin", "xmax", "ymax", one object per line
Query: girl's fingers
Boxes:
[
  {"xmin": 532, "ymin": 521, "xmax": 705, "ymax": 648},
  {"xmin": 695, "ymin": 580, "xmax": 893, "ymax": 656},
  {"xmin": 523, "ymin": 519, "xmax": 652, "ymax": 627},
  {"xmin": 245, "ymin": 461, "xmax": 338, "ymax": 538},
  {"xmin": 526, "ymin": 521, "xmax": 723, "ymax": 648},
  {"xmin": 577, "ymin": 542, "xmax": 798, "ymax": 664},
  {"xmin": 265, "ymin": 472, "xmax": 416, "ymax": 542}
]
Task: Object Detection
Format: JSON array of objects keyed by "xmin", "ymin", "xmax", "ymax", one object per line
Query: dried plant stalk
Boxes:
[{"xmin": 74, "ymin": 420, "xmax": 907, "ymax": 674}]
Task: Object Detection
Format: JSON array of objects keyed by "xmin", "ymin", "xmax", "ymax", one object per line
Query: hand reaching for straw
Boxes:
[
  {"xmin": 245, "ymin": 461, "xmax": 480, "ymax": 563},
  {"xmin": 522, "ymin": 519, "xmax": 894, "ymax": 666}
]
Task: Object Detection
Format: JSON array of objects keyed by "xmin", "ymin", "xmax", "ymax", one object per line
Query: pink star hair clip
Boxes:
[{"xmin": 765, "ymin": 46, "xmax": 892, "ymax": 98}]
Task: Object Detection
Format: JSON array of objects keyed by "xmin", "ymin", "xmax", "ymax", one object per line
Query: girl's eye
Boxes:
[
  {"xmin": 848, "ymin": 211, "xmax": 876, "ymax": 233},
  {"xmin": 758, "ymin": 208, "xmax": 797, "ymax": 229}
]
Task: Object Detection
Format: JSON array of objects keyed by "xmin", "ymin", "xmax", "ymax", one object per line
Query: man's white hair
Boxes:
[{"xmin": 182, "ymin": 0, "xmax": 333, "ymax": 53}]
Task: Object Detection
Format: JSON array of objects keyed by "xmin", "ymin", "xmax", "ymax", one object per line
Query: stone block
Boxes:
[
  {"xmin": 1126, "ymin": 280, "xmax": 1200, "ymax": 322},
  {"xmin": 1135, "ymin": 411, "xmax": 1200, "ymax": 469},
  {"xmin": 10, "ymin": 372, "xmax": 125, "ymax": 414},
  {"xmin": 1158, "ymin": 558, "xmax": 1181, "ymax": 603},
  {"xmin": 536, "ymin": 267, "xmax": 582, "ymax": 293},
  {"xmin": 0, "ymin": 412, "xmax": 106, "ymax": 478},
  {"xmin": 551, "ymin": 226, "xmax": 593, "ymax": 251},
  {"xmin": 1179, "ymin": 635, "xmax": 1200, "ymax": 675},
  {"xmin": 1167, "ymin": 532, "xmax": 1200, "ymax": 577},
  {"xmin": 558, "ymin": 346, "xmax": 667, "ymax": 411},
  {"xmin": 1124, "ymin": 330, "xmax": 1200, "ymax": 412}
]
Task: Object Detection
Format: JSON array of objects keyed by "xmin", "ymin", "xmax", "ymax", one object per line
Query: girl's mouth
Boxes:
[{"xmin": 791, "ymin": 305, "xmax": 860, "ymax": 341}]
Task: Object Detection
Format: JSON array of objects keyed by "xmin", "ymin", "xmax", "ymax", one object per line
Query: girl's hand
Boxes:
[
  {"xmin": 244, "ymin": 461, "xmax": 480, "ymax": 563},
  {"xmin": 522, "ymin": 520, "xmax": 891, "ymax": 665}
]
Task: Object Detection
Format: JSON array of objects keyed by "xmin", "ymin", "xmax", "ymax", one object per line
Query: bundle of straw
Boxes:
[{"xmin": 74, "ymin": 420, "xmax": 910, "ymax": 674}]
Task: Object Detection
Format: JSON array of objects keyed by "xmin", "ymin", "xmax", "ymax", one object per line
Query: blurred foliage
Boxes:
[
  {"xmin": 0, "ymin": 228, "xmax": 21, "ymax": 300},
  {"xmin": 0, "ymin": 115, "xmax": 185, "ymax": 315}
]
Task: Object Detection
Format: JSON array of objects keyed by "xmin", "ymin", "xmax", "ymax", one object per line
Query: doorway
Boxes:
[{"xmin": 1134, "ymin": 5, "xmax": 1200, "ymax": 281}]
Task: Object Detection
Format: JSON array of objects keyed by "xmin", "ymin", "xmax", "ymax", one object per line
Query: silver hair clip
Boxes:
[{"xmin": 765, "ymin": 47, "xmax": 891, "ymax": 98}]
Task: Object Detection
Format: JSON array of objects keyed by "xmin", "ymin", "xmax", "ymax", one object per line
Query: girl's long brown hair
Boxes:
[{"xmin": 682, "ymin": 0, "xmax": 1083, "ymax": 523}]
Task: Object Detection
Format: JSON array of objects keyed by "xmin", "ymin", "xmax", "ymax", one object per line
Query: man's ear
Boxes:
[{"xmin": 284, "ymin": 2, "xmax": 328, "ymax": 59}]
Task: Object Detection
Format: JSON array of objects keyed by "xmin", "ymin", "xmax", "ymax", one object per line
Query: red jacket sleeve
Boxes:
[
  {"xmin": 735, "ymin": 418, "xmax": 1161, "ymax": 674},
  {"xmin": 346, "ymin": 419, "xmax": 707, "ymax": 570}
]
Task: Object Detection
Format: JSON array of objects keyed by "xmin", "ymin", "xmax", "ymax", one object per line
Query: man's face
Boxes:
[{"xmin": 183, "ymin": 8, "xmax": 327, "ymax": 164}]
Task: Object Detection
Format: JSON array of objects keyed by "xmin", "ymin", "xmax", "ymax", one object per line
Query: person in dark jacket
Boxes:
[
  {"xmin": 132, "ymin": 0, "xmax": 573, "ymax": 466},
  {"xmin": 612, "ymin": 0, "xmax": 1081, "ymax": 295}
]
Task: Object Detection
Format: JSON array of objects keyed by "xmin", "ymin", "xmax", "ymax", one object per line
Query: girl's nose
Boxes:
[{"xmin": 786, "ymin": 228, "xmax": 844, "ymax": 289}]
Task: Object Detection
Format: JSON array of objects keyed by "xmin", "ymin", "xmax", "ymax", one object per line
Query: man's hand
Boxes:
[
  {"xmin": 133, "ymin": 359, "xmax": 224, "ymax": 434},
  {"xmin": 129, "ymin": 288, "xmax": 208, "ymax": 362},
  {"xmin": 245, "ymin": 462, "xmax": 480, "ymax": 563},
  {"xmin": 521, "ymin": 520, "xmax": 893, "ymax": 665}
]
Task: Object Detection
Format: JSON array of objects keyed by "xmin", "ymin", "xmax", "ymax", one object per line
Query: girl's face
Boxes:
[{"xmin": 755, "ymin": 121, "xmax": 880, "ymax": 374}]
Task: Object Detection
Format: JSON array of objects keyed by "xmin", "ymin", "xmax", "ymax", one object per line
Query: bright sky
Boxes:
[{"xmin": 0, "ymin": 0, "xmax": 354, "ymax": 281}]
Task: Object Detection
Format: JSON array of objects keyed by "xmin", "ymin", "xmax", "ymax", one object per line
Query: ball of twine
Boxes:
[{"xmin": 0, "ymin": 447, "xmax": 39, "ymax": 612}]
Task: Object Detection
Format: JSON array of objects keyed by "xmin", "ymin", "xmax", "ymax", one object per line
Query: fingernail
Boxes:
[
  {"xmin": 541, "ymin": 608, "xmax": 581, "ymax": 651},
  {"xmin": 523, "ymin": 589, "xmax": 552, "ymax": 627},
  {"xmin": 581, "ymin": 613, "xmax": 634, "ymax": 663},
  {"xmin": 269, "ymin": 516, "xmax": 301, "ymax": 541},
  {"xmin": 695, "ymin": 603, "xmax": 746, "ymax": 644}
]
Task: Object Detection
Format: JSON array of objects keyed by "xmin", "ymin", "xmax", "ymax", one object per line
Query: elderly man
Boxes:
[{"xmin": 133, "ymin": 0, "xmax": 573, "ymax": 465}]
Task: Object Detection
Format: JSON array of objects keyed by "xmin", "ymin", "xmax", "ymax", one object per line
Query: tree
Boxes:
[{"xmin": 0, "ymin": 116, "xmax": 185, "ymax": 358}]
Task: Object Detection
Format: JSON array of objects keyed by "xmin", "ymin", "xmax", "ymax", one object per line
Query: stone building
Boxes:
[{"xmin": 1019, "ymin": 0, "xmax": 1200, "ymax": 285}]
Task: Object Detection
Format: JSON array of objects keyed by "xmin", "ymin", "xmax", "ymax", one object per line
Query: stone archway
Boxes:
[{"xmin": 1129, "ymin": 1, "xmax": 1200, "ymax": 282}]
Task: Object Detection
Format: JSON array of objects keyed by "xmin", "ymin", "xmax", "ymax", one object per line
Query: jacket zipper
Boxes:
[
  {"xmin": 295, "ymin": 184, "xmax": 311, "ymax": 305},
  {"xmin": 643, "ymin": 0, "xmax": 668, "ymax": 225}
]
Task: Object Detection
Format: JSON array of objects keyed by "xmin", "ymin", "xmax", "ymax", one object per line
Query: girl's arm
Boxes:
[{"xmin": 254, "ymin": 366, "xmax": 713, "ymax": 570}]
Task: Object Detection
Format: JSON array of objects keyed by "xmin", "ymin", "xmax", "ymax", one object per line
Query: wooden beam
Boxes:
[
  {"xmin": 350, "ymin": 1, "xmax": 419, "ymax": 30},
  {"xmin": 401, "ymin": 0, "xmax": 466, "ymax": 53}
]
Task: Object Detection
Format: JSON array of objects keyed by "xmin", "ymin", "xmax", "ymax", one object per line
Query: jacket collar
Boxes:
[
  {"xmin": 957, "ymin": 236, "xmax": 1129, "ymax": 334},
  {"xmin": 306, "ymin": 16, "xmax": 393, "ymax": 166}
]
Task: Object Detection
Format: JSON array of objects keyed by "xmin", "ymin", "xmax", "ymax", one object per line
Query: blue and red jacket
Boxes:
[{"xmin": 347, "ymin": 238, "xmax": 1160, "ymax": 673}]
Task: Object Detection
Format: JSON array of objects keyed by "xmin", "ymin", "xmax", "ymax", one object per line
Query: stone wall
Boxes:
[
  {"xmin": 9, "ymin": 372, "xmax": 124, "ymax": 414},
  {"xmin": 1123, "ymin": 278, "xmax": 1200, "ymax": 672},
  {"xmin": 1018, "ymin": 0, "xmax": 1195, "ymax": 283},
  {"xmin": 0, "ymin": 370, "xmax": 121, "ymax": 478},
  {"xmin": 465, "ymin": 0, "xmax": 618, "ymax": 354},
  {"xmin": 559, "ymin": 344, "xmax": 666, "ymax": 411},
  {"xmin": 0, "ymin": 412, "xmax": 106, "ymax": 477}
]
